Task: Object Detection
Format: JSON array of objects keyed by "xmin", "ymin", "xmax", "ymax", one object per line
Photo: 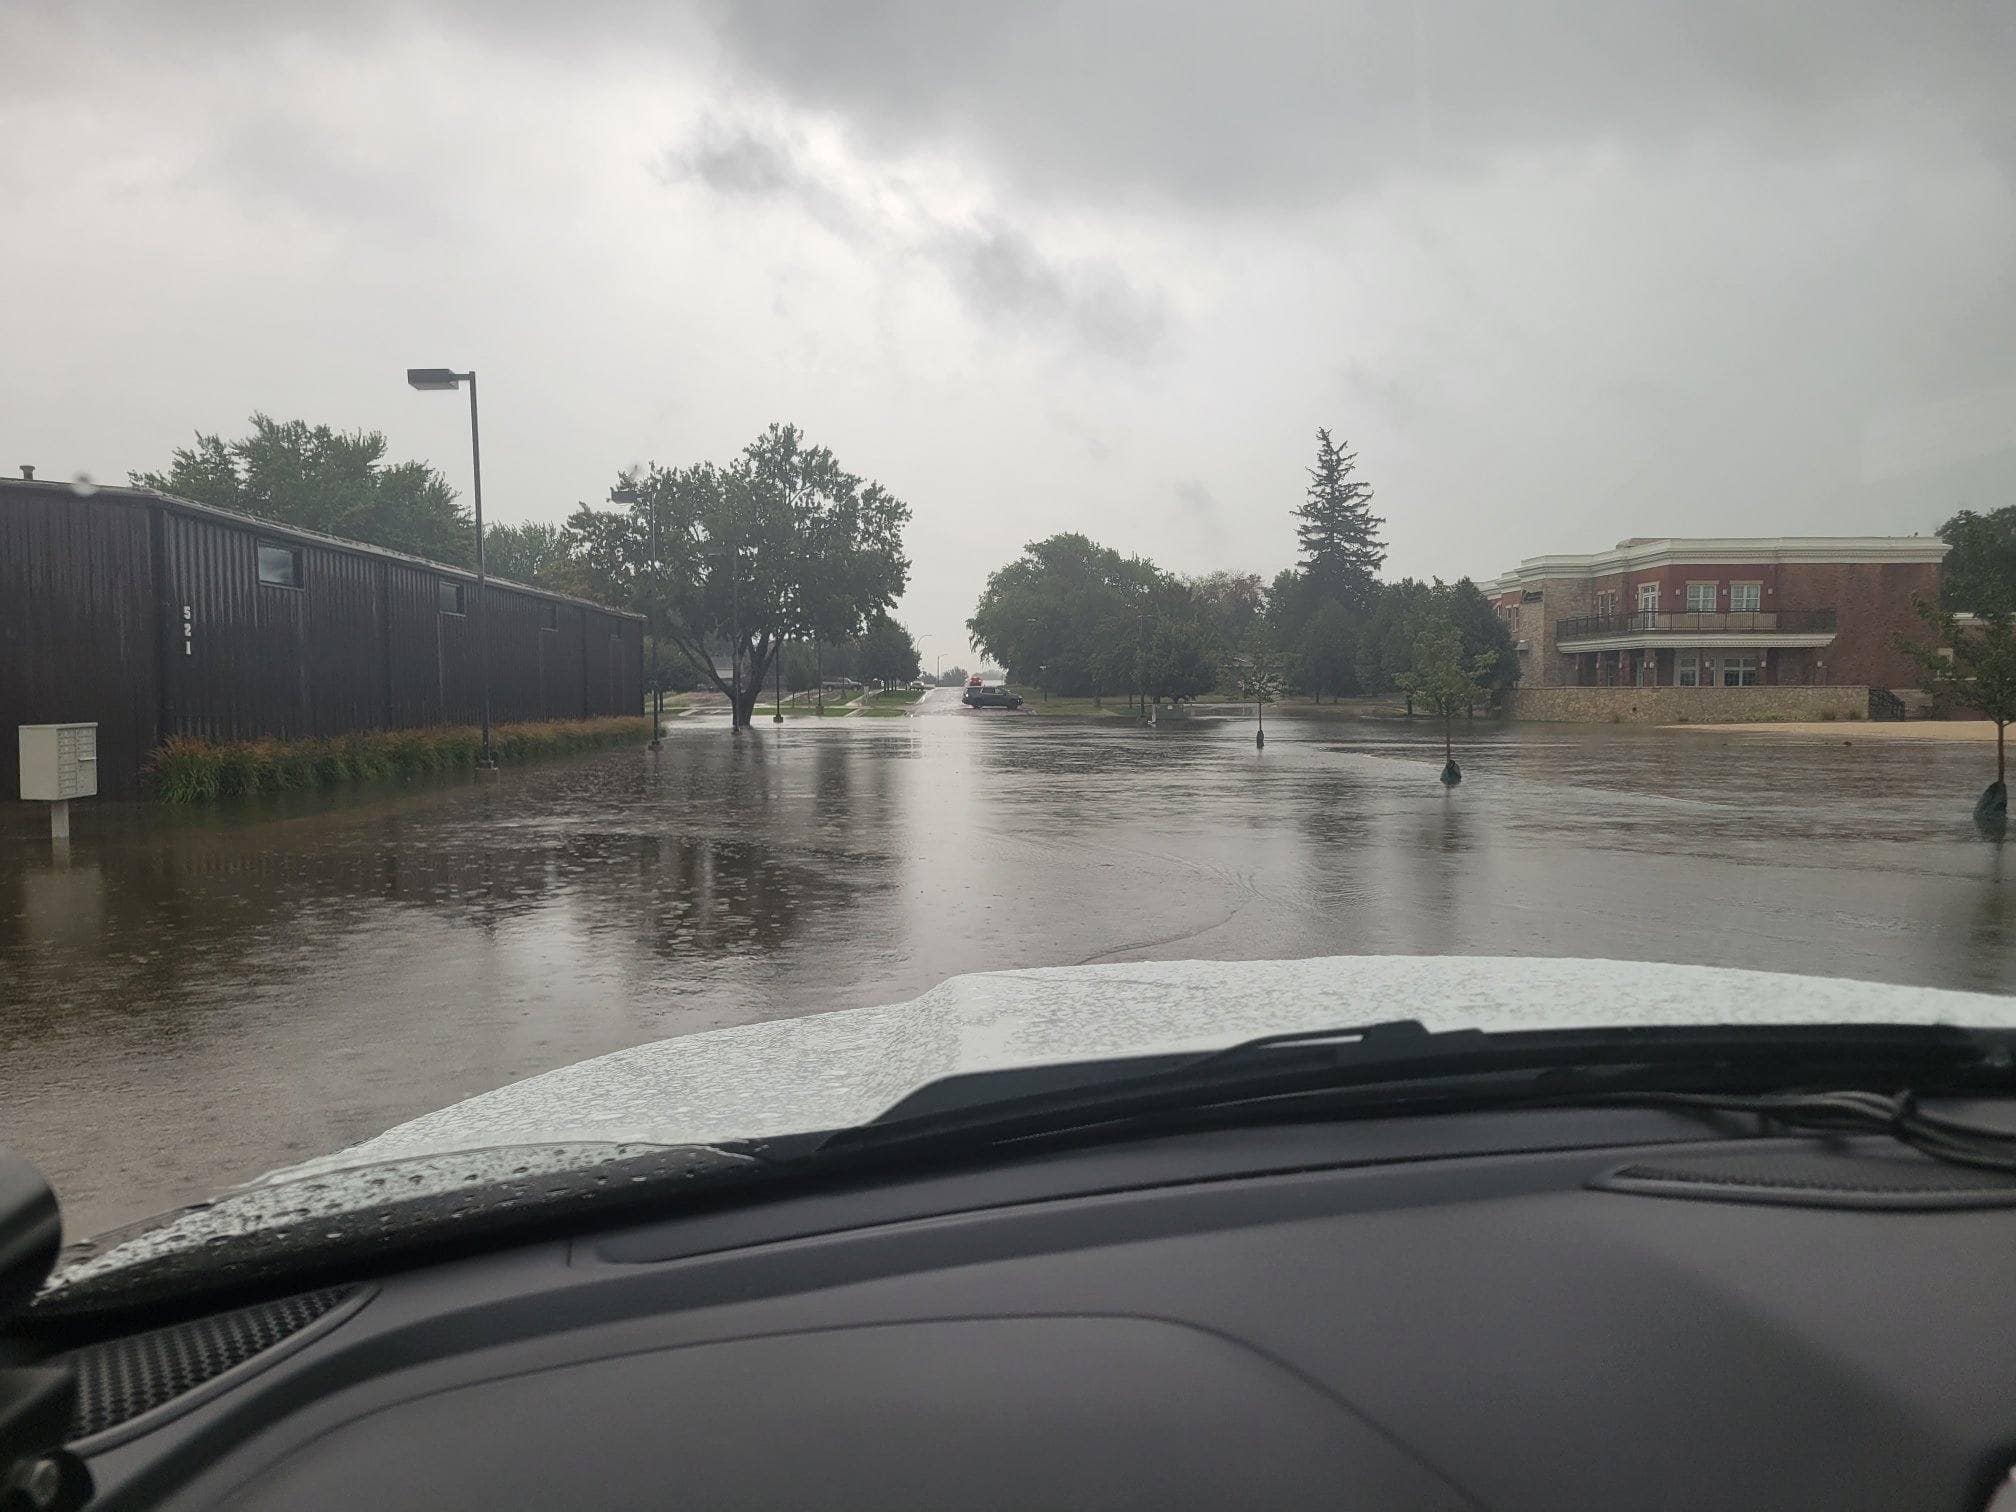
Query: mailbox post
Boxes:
[{"xmin": 18, "ymin": 723, "xmax": 97, "ymax": 841}]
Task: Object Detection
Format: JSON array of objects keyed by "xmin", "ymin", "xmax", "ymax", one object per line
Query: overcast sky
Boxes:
[{"xmin": 6, "ymin": 2, "xmax": 2013, "ymax": 666}]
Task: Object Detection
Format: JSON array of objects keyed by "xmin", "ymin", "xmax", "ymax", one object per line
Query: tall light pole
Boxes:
[
  {"xmin": 608, "ymin": 484, "xmax": 660, "ymax": 750},
  {"xmin": 407, "ymin": 368, "xmax": 492, "ymax": 768}
]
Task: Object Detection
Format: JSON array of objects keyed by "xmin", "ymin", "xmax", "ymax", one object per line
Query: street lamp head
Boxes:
[
  {"xmin": 406, "ymin": 368, "xmax": 463, "ymax": 391},
  {"xmin": 609, "ymin": 487, "xmax": 641, "ymax": 505}
]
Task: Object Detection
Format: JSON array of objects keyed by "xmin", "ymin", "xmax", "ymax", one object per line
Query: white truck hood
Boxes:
[
  {"xmin": 48, "ymin": 955, "xmax": 2016, "ymax": 1294},
  {"xmin": 270, "ymin": 953, "xmax": 2016, "ymax": 1183}
]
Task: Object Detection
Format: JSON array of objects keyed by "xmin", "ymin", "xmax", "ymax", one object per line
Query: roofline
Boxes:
[
  {"xmin": 0, "ymin": 478, "xmax": 643, "ymax": 621},
  {"xmin": 1482, "ymin": 536, "xmax": 1948, "ymax": 594}
]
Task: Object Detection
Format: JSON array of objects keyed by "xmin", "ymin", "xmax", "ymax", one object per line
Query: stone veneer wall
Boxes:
[{"xmin": 1508, "ymin": 685, "xmax": 1870, "ymax": 723}]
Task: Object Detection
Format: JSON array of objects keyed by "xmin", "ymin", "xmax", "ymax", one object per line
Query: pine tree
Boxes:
[{"xmin": 1293, "ymin": 428, "xmax": 1385, "ymax": 600}]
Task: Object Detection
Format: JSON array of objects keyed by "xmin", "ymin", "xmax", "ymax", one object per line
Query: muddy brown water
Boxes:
[{"xmin": 3, "ymin": 708, "xmax": 2010, "ymax": 1240}]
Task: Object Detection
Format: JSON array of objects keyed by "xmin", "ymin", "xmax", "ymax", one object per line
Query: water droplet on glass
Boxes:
[{"xmin": 69, "ymin": 473, "xmax": 98, "ymax": 497}]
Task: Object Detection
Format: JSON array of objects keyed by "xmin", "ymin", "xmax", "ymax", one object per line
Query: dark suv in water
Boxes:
[{"xmin": 962, "ymin": 684, "xmax": 1025, "ymax": 710}]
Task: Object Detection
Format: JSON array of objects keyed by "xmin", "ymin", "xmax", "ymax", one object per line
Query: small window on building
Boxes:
[
  {"xmin": 256, "ymin": 542, "xmax": 303, "ymax": 588},
  {"xmin": 1636, "ymin": 583, "xmax": 1659, "ymax": 613},
  {"xmin": 1676, "ymin": 651, "xmax": 1699, "ymax": 687},
  {"xmin": 1685, "ymin": 581, "xmax": 1717, "ymax": 611},
  {"xmin": 1521, "ymin": 589, "xmax": 1543, "ymax": 603},
  {"xmin": 439, "ymin": 579, "xmax": 465, "ymax": 615},
  {"xmin": 541, "ymin": 602, "xmax": 558, "ymax": 631},
  {"xmin": 1721, "ymin": 653, "xmax": 1758, "ymax": 686},
  {"xmin": 1730, "ymin": 581, "xmax": 1762, "ymax": 611}
]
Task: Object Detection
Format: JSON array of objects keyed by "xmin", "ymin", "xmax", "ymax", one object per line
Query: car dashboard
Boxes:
[{"xmin": 42, "ymin": 1105, "xmax": 2016, "ymax": 1511}]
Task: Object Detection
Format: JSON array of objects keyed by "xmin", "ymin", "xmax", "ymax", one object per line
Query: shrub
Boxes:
[{"xmin": 146, "ymin": 717, "xmax": 651, "ymax": 803}]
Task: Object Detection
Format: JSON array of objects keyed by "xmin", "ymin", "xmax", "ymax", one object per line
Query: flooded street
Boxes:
[{"xmin": 5, "ymin": 708, "xmax": 2013, "ymax": 1240}]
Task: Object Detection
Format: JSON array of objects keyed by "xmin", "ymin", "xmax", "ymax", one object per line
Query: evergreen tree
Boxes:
[{"xmin": 1292, "ymin": 428, "xmax": 1385, "ymax": 601}]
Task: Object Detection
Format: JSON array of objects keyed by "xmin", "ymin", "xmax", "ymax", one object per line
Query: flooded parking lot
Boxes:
[{"xmin": 4, "ymin": 708, "xmax": 2012, "ymax": 1238}]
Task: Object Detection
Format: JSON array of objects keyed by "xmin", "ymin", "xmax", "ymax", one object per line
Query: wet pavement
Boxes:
[{"xmin": 3, "ymin": 708, "xmax": 2012, "ymax": 1239}]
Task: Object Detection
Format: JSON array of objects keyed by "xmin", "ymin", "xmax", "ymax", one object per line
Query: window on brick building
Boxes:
[
  {"xmin": 1721, "ymin": 654, "xmax": 1758, "ymax": 686},
  {"xmin": 1636, "ymin": 584, "xmax": 1658, "ymax": 614},
  {"xmin": 1730, "ymin": 582, "xmax": 1761, "ymax": 611},
  {"xmin": 1685, "ymin": 581, "xmax": 1717, "ymax": 611},
  {"xmin": 1676, "ymin": 652, "xmax": 1699, "ymax": 687}
]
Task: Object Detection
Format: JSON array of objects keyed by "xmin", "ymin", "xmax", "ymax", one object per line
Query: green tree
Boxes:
[
  {"xmin": 1895, "ymin": 600, "xmax": 2016, "ymax": 805},
  {"xmin": 483, "ymin": 520, "xmax": 573, "ymax": 588},
  {"xmin": 1937, "ymin": 507, "xmax": 2016, "ymax": 616},
  {"xmin": 1293, "ymin": 428, "xmax": 1385, "ymax": 602},
  {"xmin": 937, "ymin": 665, "xmax": 970, "ymax": 687},
  {"xmin": 1301, "ymin": 599, "xmax": 1360, "ymax": 702},
  {"xmin": 1395, "ymin": 619, "xmax": 1499, "ymax": 767},
  {"xmin": 570, "ymin": 425, "xmax": 910, "ymax": 729},
  {"xmin": 1187, "ymin": 570, "xmax": 1268, "ymax": 646},
  {"xmin": 132, "ymin": 413, "xmax": 473, "ymax": 565},
  {"xmin": 969, "ymin": 534, "xmax": 1141, "ymax": 696},
  {"xmin": 857, "ymin": 615, "xmax": 922, "ymax": 684}
]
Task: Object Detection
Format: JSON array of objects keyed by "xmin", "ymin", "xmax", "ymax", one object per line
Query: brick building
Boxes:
[{"xmin": 1483, "ymin": 537, "xmax": 1946, "ymax": 692}]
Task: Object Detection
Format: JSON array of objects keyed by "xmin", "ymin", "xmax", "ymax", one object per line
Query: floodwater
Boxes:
[{"xmin": 4, "ymin": 700, "xmax": 2012, "ymax": 1239}]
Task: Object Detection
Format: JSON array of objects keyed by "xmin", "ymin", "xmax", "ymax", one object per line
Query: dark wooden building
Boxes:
[{"xmin": 2, "ymin": 479, "xmax": 644, "ymax": 797}]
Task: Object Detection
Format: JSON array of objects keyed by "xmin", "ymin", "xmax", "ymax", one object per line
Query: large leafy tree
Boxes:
[
  {"xmin": 482, "ymin": 520, "xmax": 574, "ymax": 589},
  {"xmin": 968, "ymin": 534, "xmax": 1140, "ymax": 696},
  {"xmin": 132, "ymin": 413, "xmax": 473, "ymax": 565},
  {"xmin": 1293, "ymin": 428, "xmax": 1385, "ymax": 602},
  {"xmin": 1938, "ymin": 507, "xmax": 2016, "ymax": 616},
  {"xmin": 856, "ymin": 615, "xmax": 922, "ymax": 684},
  {"xmin": 569, "ymin": 425, "xmax": 909, "ymax": 728}
]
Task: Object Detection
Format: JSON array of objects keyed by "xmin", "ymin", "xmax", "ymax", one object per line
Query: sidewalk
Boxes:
[{"xmin": 1670, "ymin": 720, "xmax": 2000, "ymax": 741}]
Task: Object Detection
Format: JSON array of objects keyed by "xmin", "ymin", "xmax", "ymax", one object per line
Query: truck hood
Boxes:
[
  {"xmin": 46, "ymin": 954, "xmax": 2016, "ymax": 1300},
  {"xmin": 261, "ymin": 953, "xmax": 2016, "ymax": 1184}
]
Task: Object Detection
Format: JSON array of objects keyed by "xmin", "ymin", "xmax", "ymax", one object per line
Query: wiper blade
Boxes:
[{"xmin": 816, "ymin": 1020, "xmax": 2015, "ymax": 1161}]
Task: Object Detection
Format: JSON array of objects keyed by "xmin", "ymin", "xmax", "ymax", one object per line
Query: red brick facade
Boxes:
[{"xmin": 1485, "ymin": 539, "xmax": 1945, "ymax": 691}]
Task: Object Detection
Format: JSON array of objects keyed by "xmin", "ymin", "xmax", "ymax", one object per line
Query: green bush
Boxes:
[{"xmin": 146, "ymin": 717, "xmax": 651, "ymax": 804}]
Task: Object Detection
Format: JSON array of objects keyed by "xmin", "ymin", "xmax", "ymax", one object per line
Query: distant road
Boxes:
[{"xmin": 912, "ymin": 686, "xmax": 969, "ymax": 716}]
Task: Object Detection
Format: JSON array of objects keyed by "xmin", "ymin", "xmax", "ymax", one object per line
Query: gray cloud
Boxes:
[
  {"xmin": 702, "ymin": 0, "xmax": 2016, "ymax": 210},
  {"xmin": 661, "ymin": 116, "xmax": 1170, "ymax": 361}
]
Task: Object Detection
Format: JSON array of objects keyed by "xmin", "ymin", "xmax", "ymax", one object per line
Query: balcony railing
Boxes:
[{"xmin": 1555, "ymin": 608, "xmax": 1837, "ymax": 642}]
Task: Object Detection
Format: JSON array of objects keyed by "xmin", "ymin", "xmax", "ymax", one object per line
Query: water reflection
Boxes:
[{"xmin": 2, "ymin": 711, "xmax": 2012, "ymax": 1239}]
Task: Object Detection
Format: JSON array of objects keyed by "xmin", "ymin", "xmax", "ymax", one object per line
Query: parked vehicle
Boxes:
[{"xmin": 962, "ymin": 684, "xmax": 1025, "ymax": 709}]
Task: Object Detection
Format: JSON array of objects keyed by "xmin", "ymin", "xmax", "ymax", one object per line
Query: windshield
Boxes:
[{"xmin": 4, "ymin": 3, "xmax": 2015, "ymax": 1277}]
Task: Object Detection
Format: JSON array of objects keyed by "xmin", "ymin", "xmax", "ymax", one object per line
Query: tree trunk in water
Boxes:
[
  {"xmin": 1444, "ymin": 713, "xmax": 1453, "ymax": 763},
  {"xmin": 732, "ymin": 687, "xmax": 761, "ymax": 729},
  {"xmin": 2001, "ymin": 721, "xmax": 2007, "ymax": 785}
]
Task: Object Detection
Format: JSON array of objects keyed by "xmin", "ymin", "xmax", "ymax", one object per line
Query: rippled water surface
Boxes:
[{"xmin": 4, "ymin": 702, "xmax": 2011, "ymax": 1237}]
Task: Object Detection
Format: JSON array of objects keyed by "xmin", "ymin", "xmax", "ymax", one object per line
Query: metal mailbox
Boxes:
[{"xmin": 18, "ymin": 723, "xmax": 98, "ymax": 801}]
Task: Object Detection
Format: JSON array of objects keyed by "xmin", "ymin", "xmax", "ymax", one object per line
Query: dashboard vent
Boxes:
[
  {"xmin": 66, "ymin": 1285, "xmax": 360, "ymax": 1442},
  {"xmin": 1594, "ymin": 1148, "xmax": 2016, "ymax": 1211}
]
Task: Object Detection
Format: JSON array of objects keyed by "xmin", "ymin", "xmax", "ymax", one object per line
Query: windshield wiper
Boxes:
[{"xmin": 807, "ymin": 1020, "xmax": 2016, "ymax": 1163}]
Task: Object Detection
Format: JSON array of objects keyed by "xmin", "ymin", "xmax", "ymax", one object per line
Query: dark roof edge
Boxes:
[{"xmin": 0, "ymin": 478, "xmax": 643, "ymax": 621}]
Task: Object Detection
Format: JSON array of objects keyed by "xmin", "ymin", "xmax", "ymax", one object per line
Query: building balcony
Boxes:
[{"xmin": 1555, "ymin": 608, "xmax": 1836, "ymax": 652}]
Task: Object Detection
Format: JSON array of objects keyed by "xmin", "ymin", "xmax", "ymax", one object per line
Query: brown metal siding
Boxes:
[{"xmin": 2, "ymin": 482, "xmax": 643, "ymax": 797}]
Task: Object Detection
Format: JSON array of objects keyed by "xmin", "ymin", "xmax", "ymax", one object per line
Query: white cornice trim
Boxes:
[
  {"xmin": 1483, "ymin": 536, "xmax": 1947, "ymax": 594},
  {"xmin": 1554, "ymin": 632, "xmax": 1839, "ymax": 652}
]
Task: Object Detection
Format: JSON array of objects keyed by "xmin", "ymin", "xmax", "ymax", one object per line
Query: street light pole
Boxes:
[{"xmin": 407, "ymin": 367, "xmax": 493, "ymax": 769}]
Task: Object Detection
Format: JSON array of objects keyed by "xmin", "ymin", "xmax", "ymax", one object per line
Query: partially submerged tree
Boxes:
[
  {"xmin": 1896, "ymin": 600, "xmax": 2016, "ymax": 819},
  {"xmin": 570, "ymin": 425, "xmax": 910, "ymax": 729},
  {"xmin": 133, "ymin": 413, "xmax": 472, "ymax": 564},
  {"xmin": 1395, "ymin": 620, "xmax": 1498, "ymax": 784}
]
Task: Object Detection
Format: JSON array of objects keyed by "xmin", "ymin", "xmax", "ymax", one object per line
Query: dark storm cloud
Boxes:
[{"xmin": 701, "ymin": 0, "xmax": 2016, "ymax": 207}]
